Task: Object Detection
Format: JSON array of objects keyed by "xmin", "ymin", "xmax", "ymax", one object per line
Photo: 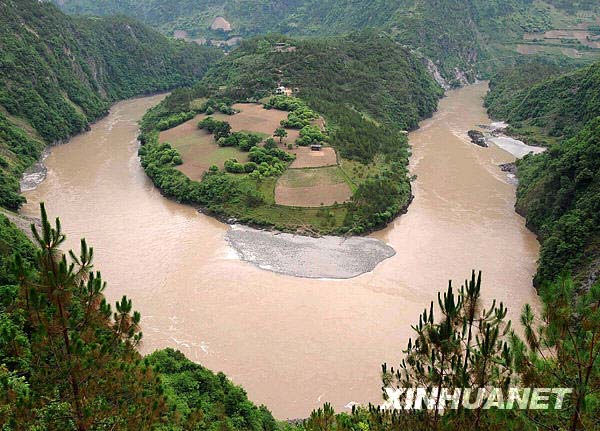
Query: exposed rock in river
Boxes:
[
  {"xmin": 225, "ymin": 225, "xmax": 396, "ymax": 279},
  {"xmin": 468, "ymin": 130, "xmax": 488, "ymax": 147},
  {"xmin": 499, "ymin": 162, "xmax": 517, "ymax": 175},
  {"xmin": 499, "ymin": 162, "xmax": 518, "ymax": 185}
]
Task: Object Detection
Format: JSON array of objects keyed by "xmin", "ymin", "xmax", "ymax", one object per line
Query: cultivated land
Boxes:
[
  {"xmin": 161, "ymin": 101, "xmax": 350, "ymax": 208},
  {"xmin": 160, "ymin": 103, "xmax": 298, "ymax": 179},
  {"xmin": 288, "ymin": 146, "xmax": 337, "ymax": 168},
  {"xmin": 213, "ymin": 103, "xmax": 300, "ymax": 142},
  {"xmin": 275, "ymin": 166, "xmax": 352, "ymax": 207},
  {"xmin": 514, "ymin": 18, "xmax": 600, "ymax": 60},
  {"xmin": 159, "ymin": 116, "xmax": 249, "ymax": 180}
]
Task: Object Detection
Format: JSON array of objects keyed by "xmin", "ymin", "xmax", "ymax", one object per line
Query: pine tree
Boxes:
[
  {"xmin": 515, "ymin": 276, "xmax": 600, "ymax": 431},
  {"xmin": 3, "ymin": 203, "xmax": 167, "ymax": 430},
  {"xmin": 382, "ymin": 271, "xmax": 514, "ymax": 429}
]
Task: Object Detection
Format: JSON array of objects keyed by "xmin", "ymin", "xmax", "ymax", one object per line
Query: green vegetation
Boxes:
[
  {"xmin": 54, "ymin": 0, "xmax": 600, "ymax": 84},
  {"xmin": 0, "ymin": 205, "xmax": 277, "ymax": 430},
  {"xmin": 517, "ymin": 119, "xmax": 600, "ymax": 286},
  {"xmin": 156, "ymin": 112, "xmax": 196, "ymax": 131},
  {"xmin": 203, "ymin": 33, "xmax": 443, "ymax": 161},
  {"xmin": 486, "ymin": 61, "xmax": 600, "ymax": 142},
  {"xmin": 265, "ymin": 96, "xmax": 319, "ymax": 129},
  {"xmin": 0, "ymin": 0, "xmax": 221, "ymax": 143},
  {"xmin": 0, "ymin": 0, "xmax": 221, "ymax": 212},
  {"xmin": 139, "ymin": 32, "xmax": 442, "ymax": 234},
  {"xmin": 198, "ymin": 117, "xmax": 233, "ymax": 140},
  {"xmin": 0, "ymin": 215, "xmax": 35, "ymax": 285},
  {"xmin": 486, "ymin": 61, "xmax": 600, "ymax": 287},
  {"xmin": 0, "ymin": 113, "xmax": 44, "ymax": 210},
  {"xmin": 291, "ymin": 273, "xmax": 600, "ymax": 431},
  {"xmin": 296, "ymin": 126, "xmax": 325, "ymax": 147},
  {"xmin": 147, "ymin": 349, "xmax": 277, "ymax": 431}
]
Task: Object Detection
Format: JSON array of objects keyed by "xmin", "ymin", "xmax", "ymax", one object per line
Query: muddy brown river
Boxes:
[{"xmin": 21, "ymin": 83, "xmax": 540, "ymax": 419}]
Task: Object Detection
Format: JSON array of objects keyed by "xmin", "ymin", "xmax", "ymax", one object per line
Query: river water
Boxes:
[{"xmin": 21, "ymin": 83, "xmax": 540, "ymax": 419}]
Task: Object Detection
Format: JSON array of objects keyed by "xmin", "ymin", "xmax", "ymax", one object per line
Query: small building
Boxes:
[
  {"xmin": 310, "ymin": 144, "xmax": 322, "ymax": 151},
  {"xmin": 275, "ymin": 86, "xmax": 286, "ymax": 94},
  {"xmin": 273, "ymin": 42, "xmax": 297, "ymax": 53}
]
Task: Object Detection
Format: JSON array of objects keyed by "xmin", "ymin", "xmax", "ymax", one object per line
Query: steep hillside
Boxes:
[
  {"xmin": 486, "ymin": 61, "xmax": 600, "ymax": 144},
  {"xmin": 0, "ymin": 0, "xmax": 221, "ymax": 211},
  {"xmin": 53, "ymin": 0, "xmax": 600, "ymax": 84},
  {"xmin": 486, "ymin": 61, "xmax": 600, "ymax": 287}
]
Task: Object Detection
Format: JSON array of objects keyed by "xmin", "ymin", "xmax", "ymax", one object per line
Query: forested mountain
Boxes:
[
  {"xmin": 201, "ymin": 33, "xmax": 443, "ymax": 159},
  {"xmin": 0, "ymin": 0, "xmax": 221, "ymax": 210},
  {"xmin": 53, "ymin": 0, "xmax": 600, "ymax": 84},
  {"xmin": 486, "ymin": 61, "xmax": 600, "ymax": 288},
  {"xmin": 486, "ymin": 61, "xmax": 600, "ymax": 143}
]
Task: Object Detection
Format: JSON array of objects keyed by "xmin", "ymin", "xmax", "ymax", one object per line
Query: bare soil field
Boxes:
[
  {"xmin": 516, "ymin": 44, "xmax": 545, "ymax": 55},
  {"xmin": 275, "ymin": 167, "xmax": 352, "ymax": 207},
  {"xmin": 159, "ymin": 103, "xmax": 305, "ymax": 179},
  {"xmin": 210, "ymin": 16, "xmax": 232, "ymax": 31},
  {"xmin": 173, "ymin": 30, "xmax": 188, "ymax": 40},
  {"xmin": 287, "ymin": 146, "xmax": 337, "ymax": 168},
  {"xmin": 159, "ymin": 118, "xmax": 248, "ymax": 180},
  {"xmin": 212, "ymin": 104, "xmax": 300, "ymax": 143}
]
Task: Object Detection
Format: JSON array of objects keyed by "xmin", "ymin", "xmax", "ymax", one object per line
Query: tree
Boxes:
[
  {"xmin": 383, "ymin": 271, "xmax": 514, "ymax": 429},
  {"xmin": 213, "ymin": 121, "xmax": 232, "ymax": 140},
  {"xmin": 515, "ymin": 276, "xmax": 600, "ymax": 431},
  {"xmin": 274, "ymin": 127, "xmax": 287, "ymax": 144},
  {"xmin": 296, "ymin": 124, "xmax": 325, "ymax": 146},
  {"xmin": 1, "ymin": 203, "xmax": 166, "ymax": 430},
  {"xmin": 264, "ymin": 137, "xmax": 277, "ymax": 149}
]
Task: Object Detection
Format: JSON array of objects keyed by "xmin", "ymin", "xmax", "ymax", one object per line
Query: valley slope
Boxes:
[
  {"xmin": 0, "ymin": 0, "xmax": 222, "ymax": 210},
  {"xmin": 54, "ymin": 0, "xmax": 600, "ymax": 85},
  {"xmin": 486, "ymin": 61, "xmax": 600, "ymax": 288}
]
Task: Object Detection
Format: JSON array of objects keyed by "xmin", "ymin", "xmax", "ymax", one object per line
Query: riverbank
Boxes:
[{"xmin": 478, "ymin": 121, "xmax": 547, "ymax": 158}]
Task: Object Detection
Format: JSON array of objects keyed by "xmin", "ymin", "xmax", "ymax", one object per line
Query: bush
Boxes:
[
  {"xmin": 198, "ymin": 118, "xmax": 231, "ymax": 140},
  {"xmin": 224, "ymin": 159, "xmax": 245, "ymax": 173},
  {"xmin": 218, "ymin": 132, "xmax": 262, "ymax": 151},
  {"xmin": 264, "ymin": 137, "xmax": 277, "ymax": 149},
  {"xmin": 296, "ymin": 124, "xmax": 325, "ymax": 146},
  {"xmin": 243, "ymin": 162, "xmax": 259, "ymax": 173},
  {"xmin": 156, "ymin": 112, "xmax": 195, "ymax": 131}
]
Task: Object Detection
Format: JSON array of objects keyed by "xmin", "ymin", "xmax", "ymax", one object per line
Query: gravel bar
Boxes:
[{"xmin": 225, "ymin": 225, "xmax": 396, "ymax": 279}]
